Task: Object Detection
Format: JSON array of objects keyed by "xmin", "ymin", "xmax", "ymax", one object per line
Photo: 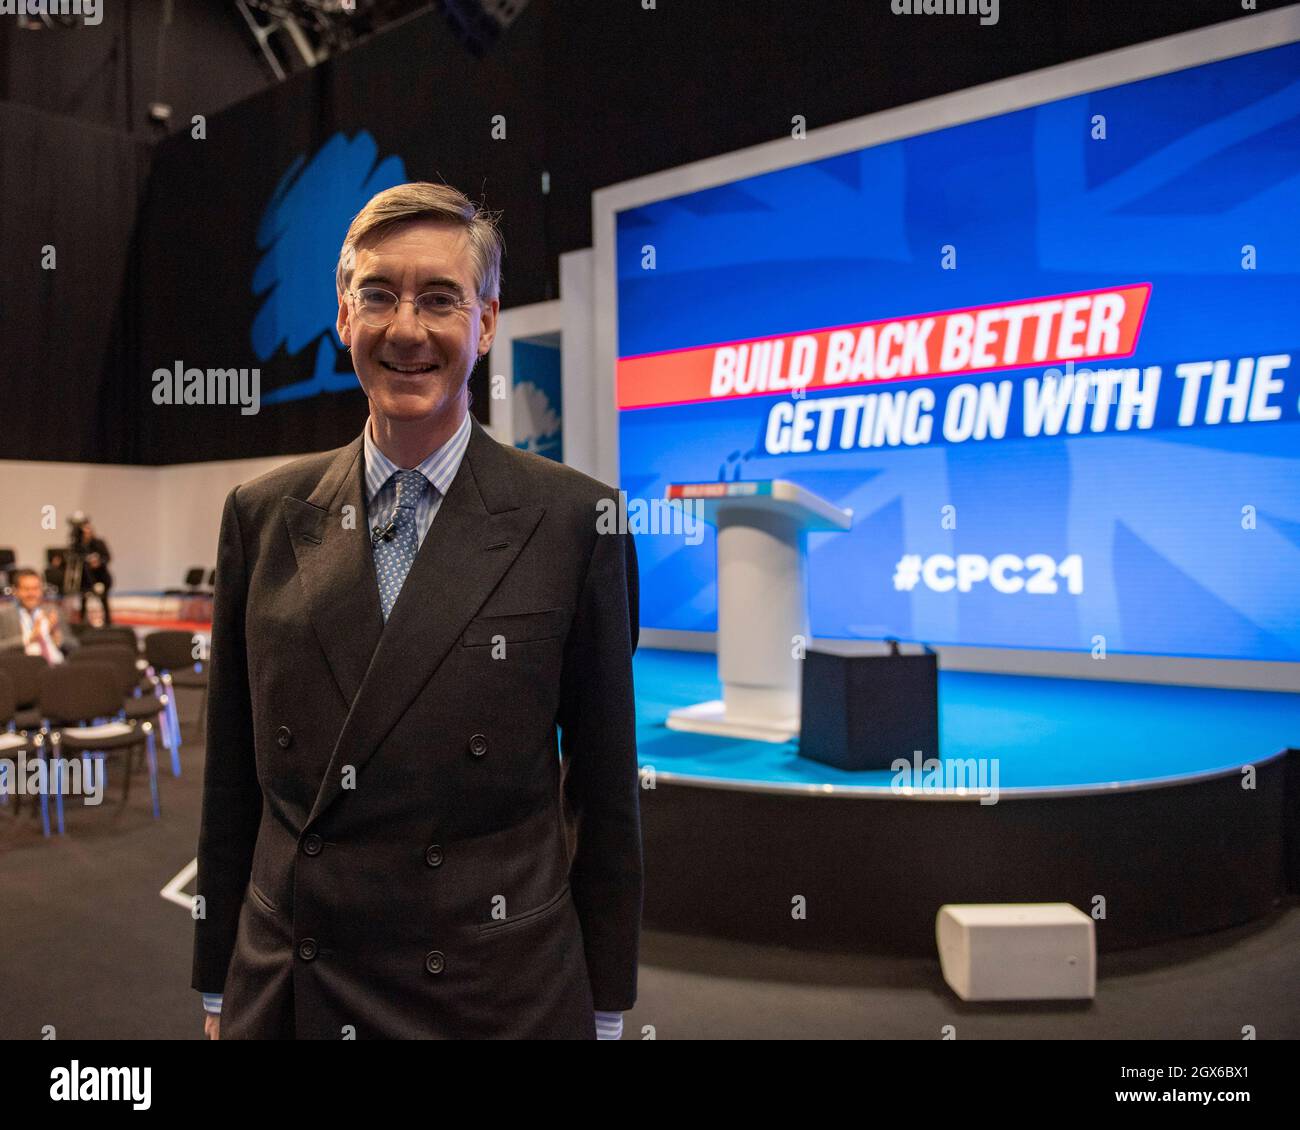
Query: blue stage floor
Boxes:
[{"xmin": 633, "ymin": 648, "xmax": 1300, "ymax": 792}]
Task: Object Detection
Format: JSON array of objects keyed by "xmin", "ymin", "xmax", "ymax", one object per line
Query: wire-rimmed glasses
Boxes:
[{"xmin": 347, "ymin": 286, "xmax": 478, "ymax": 330}]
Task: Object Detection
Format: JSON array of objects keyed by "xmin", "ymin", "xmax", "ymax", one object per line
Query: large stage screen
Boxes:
[{"xmin": 615, "ymin": 39, "xmax": 1300, "ymax": 662}]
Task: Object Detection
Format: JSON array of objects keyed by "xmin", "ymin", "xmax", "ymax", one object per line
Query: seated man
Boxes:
[{"xmin": 0, "ymin": 568, "xmax": 78, "ymax": 662}]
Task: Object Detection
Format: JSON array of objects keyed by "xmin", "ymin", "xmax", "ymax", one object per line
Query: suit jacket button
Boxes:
[
  {"xmin": 425, "ymin": 844, "xmax": 444, "ymax": 867},
  {"xmin": 468, "ymin": 733, "xmax": 488, "ymax": 757},
  {"xmin": 425, "ymin": 950, "xmax": 445, "ymax": 975},
  {"xmin": 298, "ymin": 938, "xmax": 318, "ymax": 961},
  {"xmin": 276, "ymin": 726, "xmax": 293, "ymax": 749},
  {"xmin": 302, "ymin": 833, "xmax": 323, "ymax": 856}
]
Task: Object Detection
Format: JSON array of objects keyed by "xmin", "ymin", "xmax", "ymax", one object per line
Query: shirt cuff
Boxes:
[{"xmin": 201, "ymin": 993, "xmax": 223, "ymax": 1016}]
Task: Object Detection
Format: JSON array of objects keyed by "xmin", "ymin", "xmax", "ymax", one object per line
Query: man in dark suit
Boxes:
[{"xmin": 192, "ymin": 182, "xmax": 642, "ymax": 1040}]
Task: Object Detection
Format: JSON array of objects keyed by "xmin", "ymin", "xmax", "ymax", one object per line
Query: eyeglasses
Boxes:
[{"xmin": 348, "ymin": 286, "xmax": 478, "ymax": 330}]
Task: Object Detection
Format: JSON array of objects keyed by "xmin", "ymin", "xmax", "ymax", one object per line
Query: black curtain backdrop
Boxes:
[
  {"xmin": 0, "ymin": 102, "xmax": 147, "ymax": 462},
  {"xmin": 2, "ymin": 0, "xmax": 1286, "ymax": 464},
  {"xmin": 133, "ymin": 8, "xmax": 542, "ymax": 464}
]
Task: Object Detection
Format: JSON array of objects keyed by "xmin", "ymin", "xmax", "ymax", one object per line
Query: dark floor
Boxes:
[{"xmin": 2, "ymin": 687, "xmax": 1297, "ymax": 1040}]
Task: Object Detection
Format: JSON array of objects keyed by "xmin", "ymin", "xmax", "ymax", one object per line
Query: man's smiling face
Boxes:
[{"xmin": 337, "ymin": 218, "xmax": 498, "ymax": 427}]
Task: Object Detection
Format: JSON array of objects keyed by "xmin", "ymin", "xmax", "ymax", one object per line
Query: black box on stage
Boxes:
[{"xmin": 798, "ymin": 641, "xmax": 939, "ymax": 771}]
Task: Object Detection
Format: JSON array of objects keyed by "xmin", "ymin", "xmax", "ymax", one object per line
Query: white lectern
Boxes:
[{"xmin": 664, "ymin": 479, "xmax": 853, "ymax": 743}]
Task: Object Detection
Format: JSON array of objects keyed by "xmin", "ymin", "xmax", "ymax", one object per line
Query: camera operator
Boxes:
[
  {"xmin": 68, "ymin": 513, "xmax": 114, "ymax": 626},
  {"xmin": 45, "ymin": 549, "xmax": 67, "ymax": 592}
]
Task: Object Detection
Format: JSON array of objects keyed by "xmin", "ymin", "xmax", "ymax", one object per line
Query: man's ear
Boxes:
[
  {"xmin": 477, "ymin": 297, "xmax": 500, "ymax": 357},
  {"xmin": 337, "ymin": 294, "xmax": 352, "ymax": 350}
]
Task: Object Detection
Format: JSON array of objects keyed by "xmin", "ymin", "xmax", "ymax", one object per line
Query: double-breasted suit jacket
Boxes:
[{"xmin": 191, "ymin": 412, "xmax": 642, "ymax": 1038}]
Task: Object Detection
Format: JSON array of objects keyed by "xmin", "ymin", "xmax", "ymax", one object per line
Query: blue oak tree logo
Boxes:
[{"xmin": 253, "ymin": 131, "xmax": 407, "ymax": 404}]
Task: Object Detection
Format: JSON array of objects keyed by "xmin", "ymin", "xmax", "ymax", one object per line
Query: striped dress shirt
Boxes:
[
  {"xmin": 202, "ymin": 411, "xmax": 623, "ymax": 1039},
  {"xmin": 362, "ymin": 409, "xmax": 471, "ymax": 549}
]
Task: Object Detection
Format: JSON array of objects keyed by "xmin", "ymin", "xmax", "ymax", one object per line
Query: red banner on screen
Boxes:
[{"xmin": 616, "ymin": 283, "xmax": 1152, "ymax": 410}]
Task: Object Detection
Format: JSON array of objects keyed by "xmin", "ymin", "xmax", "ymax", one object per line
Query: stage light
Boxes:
[{"xmin": 435, "ymin": 0, "xmax": 532, "ymax": 57}]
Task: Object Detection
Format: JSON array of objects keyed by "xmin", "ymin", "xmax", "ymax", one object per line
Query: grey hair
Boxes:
[{"xmin": 335, "ymin": 181, "xmax": 503, "ymax": 302}]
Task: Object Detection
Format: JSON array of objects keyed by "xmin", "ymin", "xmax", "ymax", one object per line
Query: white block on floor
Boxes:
[{"xmin": 936, "ymin": 903, "xmax": 1096, "ymax": 1001}]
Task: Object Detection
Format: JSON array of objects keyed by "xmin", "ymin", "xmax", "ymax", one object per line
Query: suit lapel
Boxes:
[
  {"xmin": 306, "ymin": 414, "xmax": 545, "ymax": 827},
  {"xmin": 282, "ymin": 434, "xmax": 383, "ymax": 711}
]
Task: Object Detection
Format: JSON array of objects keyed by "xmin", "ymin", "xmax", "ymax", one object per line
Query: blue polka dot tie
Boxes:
[{"xmin": 374, "ymin": 469, "xmax": 428, "ymax": 622}]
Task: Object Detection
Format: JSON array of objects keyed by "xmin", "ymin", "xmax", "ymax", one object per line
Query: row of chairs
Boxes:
[
  {"xmin": 162, "ymin": 568, "xmax": 216, "ymax": 621},
  {"xmin": 0, "ymin": 629, "xmax": 209, "ymax": 836},
  {"xmin": 64, "ymin": 626, "xmax": 209, "ymax": 735},
  {"xmin": 164, "ymin": 567, "xmax": 216, "ymax": 597}
]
